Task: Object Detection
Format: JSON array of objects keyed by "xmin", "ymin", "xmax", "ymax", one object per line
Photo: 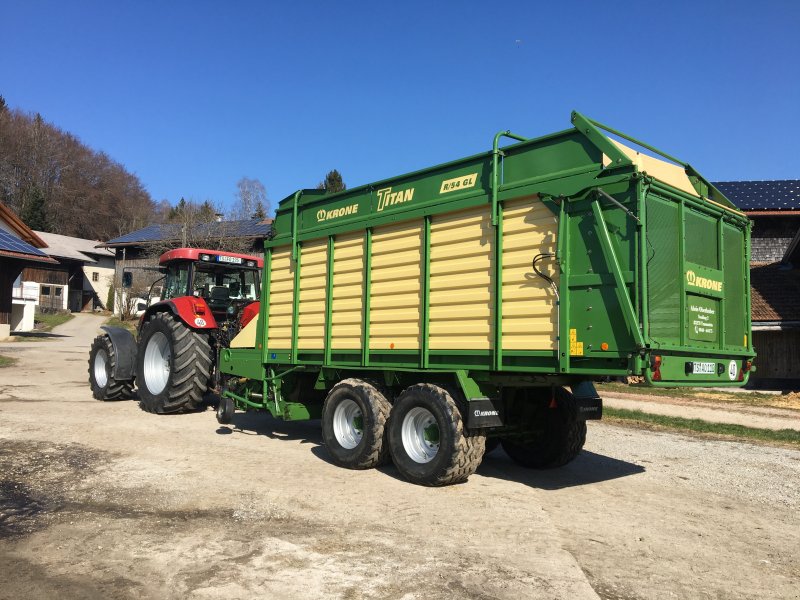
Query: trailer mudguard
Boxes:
[
  {"xmin": 571, "ymin": 381, "xmax": 603, "ymax": 420},
  {"xmin": 99, "ymin": 326, "xmax": 137, "ymax": 380}
]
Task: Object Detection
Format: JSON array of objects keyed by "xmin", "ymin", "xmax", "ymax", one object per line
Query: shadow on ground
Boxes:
[
  {"xmin": 11, "ymin": 331, "xmax": 70, "ymax": 340},
  {"xmin": 216, "ymin": 412, "xmax": 645, "ymax": 490}
]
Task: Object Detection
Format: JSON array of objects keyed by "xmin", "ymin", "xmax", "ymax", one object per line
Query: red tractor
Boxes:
[{"xmin": 88, "ymin": 248, "xmax": 262, "ymax": 413}]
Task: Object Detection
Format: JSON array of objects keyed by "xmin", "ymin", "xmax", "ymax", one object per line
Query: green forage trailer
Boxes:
[{"xmin": 217, "ymin": 111, "xmax": 754, "ymax": 486}]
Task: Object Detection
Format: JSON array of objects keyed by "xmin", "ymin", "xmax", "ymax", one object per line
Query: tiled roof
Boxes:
[
  {"xmin": 34, "ymin": 230, "xmax": 114, "ymax": 262},
  {"xmin": 102, "ymin": 219, "xmax": 273, "ymax": 247},
  {"xmin": 713, "ymin": 180, "xmax": 800, "ymax": 211},
  {"xmin": 750, "ymin": 263, "xmax": 800, "ymax": 322}
]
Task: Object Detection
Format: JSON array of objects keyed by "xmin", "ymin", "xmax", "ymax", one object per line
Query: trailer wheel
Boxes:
[
  {"xmin": 321, "ymin": 379, "xmax": 392, "ymax": 469},
  {"xmin": 87, "ymin": 334, "xmax": 134, "ymax": 400},
  {"xmin": 216, "ymin": 395, "xmax": 234, "ymax": 424},
  {"xmin": 388, "ymin": 384, "xmax": 485, "ymax": 486},
  {"xmin": 136, "ymin": 312, "xmax": 213, "ymax": 414},
  {"xmin": 501, "ymin": 387, "xmax": 586, "ymax": 469}
]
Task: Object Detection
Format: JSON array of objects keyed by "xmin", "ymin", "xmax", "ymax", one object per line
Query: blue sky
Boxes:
[{"xmin": 2, "ymin": 0, "xmax": 798, "ymax": 215}]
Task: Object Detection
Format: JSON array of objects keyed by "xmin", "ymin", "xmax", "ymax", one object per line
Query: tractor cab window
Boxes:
[
  {"xmin": 191, "ymin": 265, "xmax": 259, "ymax": 309},
  {"xmin": 163, "ymin": 263, "xmax": 190, "ymax": 300}
]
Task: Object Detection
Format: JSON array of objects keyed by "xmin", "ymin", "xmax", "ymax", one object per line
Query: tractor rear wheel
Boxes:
[
  {"xmin": 88, "ymin": 334, "xmax": 134, "ymax": 400},
  {"xmin": 136, "ymin": 312, "xmax": 213, "ymax": 414},
  {"xmin": 500, "ymin": 387, "xmax": 586, "ymax": 469}
]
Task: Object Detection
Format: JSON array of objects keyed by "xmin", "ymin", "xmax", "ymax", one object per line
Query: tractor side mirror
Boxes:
[{"xmin": 122, "ymin": 272, "xmax": 133, "ymax": 288}]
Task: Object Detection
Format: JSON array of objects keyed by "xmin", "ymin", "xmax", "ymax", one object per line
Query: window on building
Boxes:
[
  {"xmin": 92, "ymin": 272, "xmax": 99, "ymax": 282},
  {"xmin": 55, "ymin": 287, "xmax": 62, "ymax": 297},
  {"xmin": 42, "ymin": 286, "xmax": 51, "ymax": 295}
]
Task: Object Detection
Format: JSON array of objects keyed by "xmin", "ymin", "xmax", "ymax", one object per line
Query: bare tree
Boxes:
[
  {"xmin": 0, "ymin": 102, "xmax": 156, "ymax": 241},
  {"xmin": 231, "ymin": 177, "xmax": 269, "ymax": 220}
]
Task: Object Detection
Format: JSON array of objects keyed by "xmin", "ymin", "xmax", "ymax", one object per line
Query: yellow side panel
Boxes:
[
  {"xmin": 502, "ymin": 197, "xmax": 559, "ymax": 351},
  {"xmin": 331, "ymin": 232, "xmax": 364, "ymax": 350},
  {"xmin": 370, "ymin": 220, "xmax": 422, "ymax": 350},
  {"xmin": 267, "ymin": 247, "xmax": 294, "ymax": 349},
  {"xmin": 230, "ymin": 314, "xmax": 258, "ymax": 348},
  {"xmin": 429, "ymin": 205, "xmax": 493, "ymax": 350},
  {"xmin": 297, "ymin": 238, "xmax": 328, "ymax": 350}
]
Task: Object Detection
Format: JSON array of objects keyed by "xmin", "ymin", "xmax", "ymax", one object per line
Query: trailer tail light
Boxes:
[
  {"xmin": 652, "ymin": 355, "xmax": 662, "ymax": 381},
  {"xmin": 192, "ymin": 300, "xmax": 206, "ymax": 315}
]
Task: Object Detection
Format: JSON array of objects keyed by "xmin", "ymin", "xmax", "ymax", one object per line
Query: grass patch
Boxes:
[
  {"xmin": 34, "ymin": 310, "xmax": 74, "ymax": 332},
  {"xmin": 0, "ymin": 354, "xmax": 18, "ymax": 368},
  {"xmin": 104, "ymin": 316, "xmax": 137, "ymax": 333},
  {"xmin": 597, "ymin": 381, "xmax": 799, "ymax": 411},
  {"xmin": 604, "ymin": 406, "xmax": 800, "ymax": 447}
]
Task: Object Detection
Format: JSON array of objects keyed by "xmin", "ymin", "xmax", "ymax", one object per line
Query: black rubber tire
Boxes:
[
  {"xmin": 136, "ymin": 312, "xmax": 213, "ymax": 414},
  {"xmin": 87, "ymin": 334, "xmax": 134, "ymax": 400},
  {"xmin": 216, "ymin": 395, "xmax": 234, "ymax": 424},
  {"xmin": 321, "ymin": 378, "xmax": 392, "ymax": 470},
  {"xmin": 501, "ymin": 387, "xmax": 586, "ymax": 469},
  {"xmin": 388, "ymin": 384, "xmax": 485, "ymax": 487},
  {"xmin": 484, "ymin": 437, "xmax": 500, "ymax": 455}
]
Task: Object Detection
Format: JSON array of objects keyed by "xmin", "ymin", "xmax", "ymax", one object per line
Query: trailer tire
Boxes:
[
  {"xmin": 322, "ymin": 378, "xmax": 392, "ymax": 469},
  {"xmin": 88, "ymin": 334, "xmax": 134, "ymax": 400},
  {"xmin": 501, "ymin": 387, "xmax": 586, "ymax": 469},
  {"xmin": 388, "ymin": 384, "xmax": 485, "ymax": 486},
  {"xmin": 136, "ymin": 312, "xmax": 213, "ymax": 414}
]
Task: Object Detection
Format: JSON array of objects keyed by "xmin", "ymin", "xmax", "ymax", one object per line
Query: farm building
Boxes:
[{"xmin": 714, "ymin": 180, "xmax": 800, "ymax": 388}]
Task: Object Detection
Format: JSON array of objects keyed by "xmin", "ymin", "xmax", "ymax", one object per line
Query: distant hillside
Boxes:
[{"xmin": 0, "ymin": 96, "xmax": 155, "ymax": 240}]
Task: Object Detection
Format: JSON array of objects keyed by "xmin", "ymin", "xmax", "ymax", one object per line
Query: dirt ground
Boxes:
[{"xmin": 1, "ymin": 314, "xmax": 798, "ymax": 600}]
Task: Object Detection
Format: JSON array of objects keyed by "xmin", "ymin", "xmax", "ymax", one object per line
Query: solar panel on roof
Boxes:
[
  {"xmin": 105, "ymin": 220, "xmax": 272, "ymax": 246},
  {"xmin": 713, "ymin": 180, "xmax": 800, "ymax": 211},
  {"xmin": 0, "ymin": 230, "xmax": 49, "ymax": 256}
]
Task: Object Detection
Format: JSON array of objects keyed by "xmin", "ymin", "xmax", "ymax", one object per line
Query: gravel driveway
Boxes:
[{"xmin": 0, "ymin": 313, "xmax": 798, "ymax": 599}]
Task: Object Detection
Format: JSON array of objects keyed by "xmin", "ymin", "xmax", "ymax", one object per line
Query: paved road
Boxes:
[{"xmin": 0, "ymin": 313, "xmax": 798, "ymax": 600}]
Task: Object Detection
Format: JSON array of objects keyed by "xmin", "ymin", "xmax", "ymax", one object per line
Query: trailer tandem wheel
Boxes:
[
  {"xmin": 500, "ymin": 387, "xmax": 586, "ymax": 469},
  {"xmin": 87, "ymin": 334, "xmax": 134, "ymax": 401},
  {"xmin": 321, "ymin": 378, "xmax": 392, "ymax": 469},
  {"xmin": 388, "ymin": 384, "xmax": 485, "ymax": 487}
]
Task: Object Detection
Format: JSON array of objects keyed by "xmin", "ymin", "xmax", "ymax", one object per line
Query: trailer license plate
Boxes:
[{"xmin": 691, "ymin": 362, "xmax": 715, "ymax": 375}]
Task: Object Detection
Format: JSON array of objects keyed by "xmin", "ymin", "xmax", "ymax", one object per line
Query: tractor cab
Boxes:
[{"xmin": 159, "ymin": 248, "xmax": 262, "ymax": 322}]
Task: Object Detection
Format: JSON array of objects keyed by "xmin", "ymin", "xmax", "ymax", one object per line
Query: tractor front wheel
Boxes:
[
  {"xmin": 88, "ymin": 334, "xmax": 134, "ymax": 400},
  {"xmin": 136, "ymin": 312, "xmax": 213, "ymax": 414}
]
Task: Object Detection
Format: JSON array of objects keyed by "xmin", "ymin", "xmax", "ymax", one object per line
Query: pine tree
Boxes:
[
  {"xmin": 253, "ymin": 200, "xmax": 266, "ymax": 220},
  {"xmin": 317, "ymin": 169, "xmax": 346, "ymax": 194},
  {"xmin": 21, "ymin": 186, "xmax": 48, "ymax": 230}
]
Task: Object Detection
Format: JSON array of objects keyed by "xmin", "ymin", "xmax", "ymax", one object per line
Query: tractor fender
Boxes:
[
  {"xmin": 99, "ymin": 326, "xmax": 137, "ymax": 380},
  {"xmin": 145, "ymin": 297, "xmax": 218, "ymax": 330}
]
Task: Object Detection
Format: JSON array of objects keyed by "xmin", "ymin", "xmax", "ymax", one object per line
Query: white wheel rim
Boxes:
[
  {"xmin": 402, "ymin": 407, "xmax": 439, "ymax": 464},
  {"xmin": 94, "ymin": 349, "xmax": 108, "ymax": 387},
  {"xmin": 143, "ymin": 332, "xmax": 171, "ymax": 395},
  {"xmin": 333, "ymin": 399, "xmax": 363, "ymax": 450}
]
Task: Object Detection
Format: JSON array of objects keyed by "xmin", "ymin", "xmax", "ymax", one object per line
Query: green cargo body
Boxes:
[
  {"xmin": 217, "ymin": 112, "xmax": 754, "ymax": 485},
  {"xmin": 221, "ymin": 112, "xmax": 753, "ymax": 387}
]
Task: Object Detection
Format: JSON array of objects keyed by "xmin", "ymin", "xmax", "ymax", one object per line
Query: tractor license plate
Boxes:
[
  {"xmin": 217, "ymin": 255, "xmax": 243, "ymax": 264},
  {"xmin": 691, "ymin": 361, "xmax": 715, "ymax": 375}
]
